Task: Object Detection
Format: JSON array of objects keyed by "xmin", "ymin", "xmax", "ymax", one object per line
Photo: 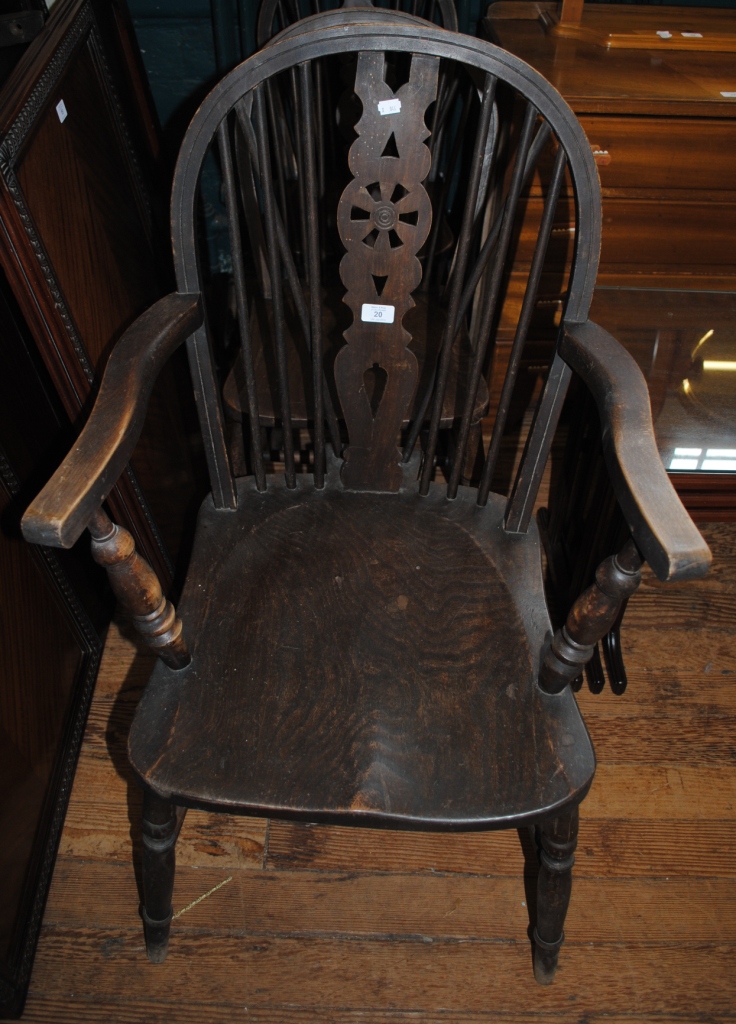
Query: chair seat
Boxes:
[
  {"xmin": 222, "ymin": 291, "xmax": 489, "ymax": 430},
  {"xmin": 129, "ymin": 466, "xmax": 595, "ymax": 828}
]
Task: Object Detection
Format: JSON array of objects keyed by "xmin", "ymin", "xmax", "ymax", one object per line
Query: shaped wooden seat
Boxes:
[
  {"xmin": 129, "ymin": 471, "xmax": 594, "ymax": 825},
  {"xmin": 21, "ymin": 16, "xmax": 711, "ymax": 993}
]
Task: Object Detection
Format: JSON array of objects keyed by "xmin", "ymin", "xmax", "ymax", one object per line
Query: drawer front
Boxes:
[
  {"xmin": 599, "ymin": 199, "xmax": 736, "ymax": 265},
  {"xmin": 514, "ymin": 197, "xmax": 736, "ymax": 267},
  {"xmin": 578, "ymin": 117, "xmax": 736, "ymax": 192}
]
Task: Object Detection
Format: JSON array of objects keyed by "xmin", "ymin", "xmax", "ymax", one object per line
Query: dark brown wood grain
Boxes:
[
  {"xmin": 485, "ymin": 5, "xmax": 736, "ymax": 118},
  {"xmin": 483, "ymin": 5, "xmax": 736, "ymax": 456},
  {"xmin": 129, "ymin": 475, "xmax": 594, "ymax": 827},
  {"xmin": 22, "ymin": 930, "xmax": 736, "ymax": 1016},
  {"xmin": 42, "ymin": 859, "xmax": 736, "ymax": 941}
]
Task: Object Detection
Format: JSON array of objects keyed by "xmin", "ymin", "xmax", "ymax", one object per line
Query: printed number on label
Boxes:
[
  {"xmin": 377, "ymin": 98, "xmax": 401, "ymax": 115},
  {"xmin": 361, "ymin": 303, "xmax": 395, "ymax": 324}
]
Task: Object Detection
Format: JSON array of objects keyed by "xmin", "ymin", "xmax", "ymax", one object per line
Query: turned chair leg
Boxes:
[
  {"xmin": 141, "ymin": 789, "xmax": 185, "ymax": 963},
  {"xmin": 533, "ymin": 803, "xmax": 579, "ymax": 985},
  {"xmin": 88, "ymin": 508, "xmax": 190, "ymax": 671}
]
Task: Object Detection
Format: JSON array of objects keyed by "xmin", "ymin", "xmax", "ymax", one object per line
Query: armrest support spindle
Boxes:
[
  {"xmin": 88, "ymin": 508, "xmax": 190, "ymax": 671},
  {"xmin": 539, "ymin": 538, "xmax": 642, "ymax": 694}
]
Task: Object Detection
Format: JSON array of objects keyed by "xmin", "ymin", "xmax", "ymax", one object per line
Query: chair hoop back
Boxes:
[{"xmin": 171, "ymin": 20, "xmax": 601, "ymax": 513}]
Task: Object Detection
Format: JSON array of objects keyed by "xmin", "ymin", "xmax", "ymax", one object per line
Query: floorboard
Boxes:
[{"xmin": 22, "ymin": 522, "xmax": 736, "ymax": 1021}]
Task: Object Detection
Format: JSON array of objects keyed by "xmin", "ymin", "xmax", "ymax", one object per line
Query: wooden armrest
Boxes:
[
  {"xmin": 560, "ymin": 319, "xmax": 711, "ymax": 583},
  {"xmin": 22, "ymin": 293, "xmax": 203, "ymax": 550}
]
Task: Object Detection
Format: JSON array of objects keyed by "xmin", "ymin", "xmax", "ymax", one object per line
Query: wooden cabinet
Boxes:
[
  {"xmin": 0, "ymin": 0, "xmax": 200, "ymax": 587},
  {"xmin": 0, "ymin": 264, "xmax": 111, "ymax": 1017},
  {"xmin": 481, "ymin": 3, "xmax": 736, "ymax": 424},
  {"xmin": 0, "ymin": 0, "xmax": 200, "ymax": 1014},
  {"xmin": 484, "ymin": 3, "xmax": 736, "ymax": 291}
]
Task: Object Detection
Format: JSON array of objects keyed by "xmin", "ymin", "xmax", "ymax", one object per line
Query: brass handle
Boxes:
[{"xmin": 590, "ymin": 144, "xmax": 611, "ymax": 166}]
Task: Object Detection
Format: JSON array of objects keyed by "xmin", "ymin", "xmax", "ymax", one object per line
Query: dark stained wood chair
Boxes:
[{"xmin": 21, "ymin": 19, "xmax": 711, "ymax": 988}]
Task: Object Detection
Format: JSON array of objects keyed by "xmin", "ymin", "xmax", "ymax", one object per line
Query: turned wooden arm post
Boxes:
[
  {"xmin": 88, "ymin": 508, "xmax": 190, "ymax": 671},
  {"xmin": 539, "ymin": 538, "xmax": 642, "ymax": 694}
]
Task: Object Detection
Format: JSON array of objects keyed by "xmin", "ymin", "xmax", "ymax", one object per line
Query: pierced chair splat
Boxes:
[
  {"xmin": 224, "ymin": 7, "xmax": 484, "ymax": 482},
  {"xmin": 21, "ymin": 22, "xmax": 711, "ymax": 991}
]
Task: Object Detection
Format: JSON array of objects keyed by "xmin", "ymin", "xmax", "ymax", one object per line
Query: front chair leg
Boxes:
[
  {"xmin": 141, "ymin": 789, "xmax": 185, "ymax": 963},
  {"xmin": 533, "ymin": 803, "xmax": 579, "ymax": 985}
]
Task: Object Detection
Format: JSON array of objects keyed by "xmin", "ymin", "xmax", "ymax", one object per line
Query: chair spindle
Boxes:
[
  {"xmin": 478, "ymin": 141, "xmax": 567, "ymax": 505},
  {"xmin": 419, "ymin": 71, "xmax": 498, "ymax": 496},
  {"xmin": 421, "ymin": 81, "xmax": 473, "ymax": 294},
  {"xmin": 446, "ymin": 101, "xmax": 538, "ymax": 499},
  {"xmin": 255, "ymin": 83, "xmax": 297, "ymax": 485},
  {"xmin": 299, "ymin": 59, "xmax": 326, "ymax": 487},
  {"xmin": 505, "ymin": 350, "xmax": 572, "ymax": 532},
  {"xmin": 217, "ymin": 117, "xmax": 267, "ymax": 491}
]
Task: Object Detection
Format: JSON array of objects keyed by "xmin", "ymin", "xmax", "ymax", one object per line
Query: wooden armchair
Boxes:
[{"xmin": 21, "ymin": 19, "xmax": 710, "ymax": 988}]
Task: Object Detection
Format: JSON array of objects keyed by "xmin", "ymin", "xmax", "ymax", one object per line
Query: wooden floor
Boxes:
[{"xmin": 21, "ymin": 521, "xmax": 736, "ymax": 1023}]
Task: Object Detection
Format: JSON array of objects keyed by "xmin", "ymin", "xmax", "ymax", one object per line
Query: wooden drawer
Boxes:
[
  {"xmin": 513, "ymin": 196, "xmax": 736, "ymax": 267},
  {"xmin": 578, "ymin": 117, "xmax": 736, "ymax": 193},
  {"xmin": 599, "ymin": 198, "xmax": 736, "ymax": 266}
]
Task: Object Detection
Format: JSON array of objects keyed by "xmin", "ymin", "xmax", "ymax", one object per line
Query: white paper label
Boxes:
[
  {"xmin": 721, "ymin": 92, "xmax": 736, "ymax": 98},
  {"xmin": 681, "ymin": 31, "xmax": 703, "ymax": 37},
  {"xmin": 377, "ymin": 98, "xmax": 401, "ymax": 116},
  {"xmin": 56, "ymin": 99, "xmax": 68, "ymax": 123},
  {"xmin": 361, "ymin": 303, "xmax": 395, "ymax": 324},
  {"xmin": 656, "ymin": 30, "xmax": 672, "ymax": 38}
]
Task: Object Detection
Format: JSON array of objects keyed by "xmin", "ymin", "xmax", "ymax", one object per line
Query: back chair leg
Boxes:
[
  {"xmin": 141, "ymin": 789, "xmax": 184, "ymax": 963},
  {"xmin": 533, "ymin": 802, "xmax": 579, "ymax": 985}
]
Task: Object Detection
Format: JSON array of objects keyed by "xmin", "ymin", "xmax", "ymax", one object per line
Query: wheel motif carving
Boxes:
[{"xmin": 335, "ymin": 51, "xmax": 438, "ymax": 491}]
